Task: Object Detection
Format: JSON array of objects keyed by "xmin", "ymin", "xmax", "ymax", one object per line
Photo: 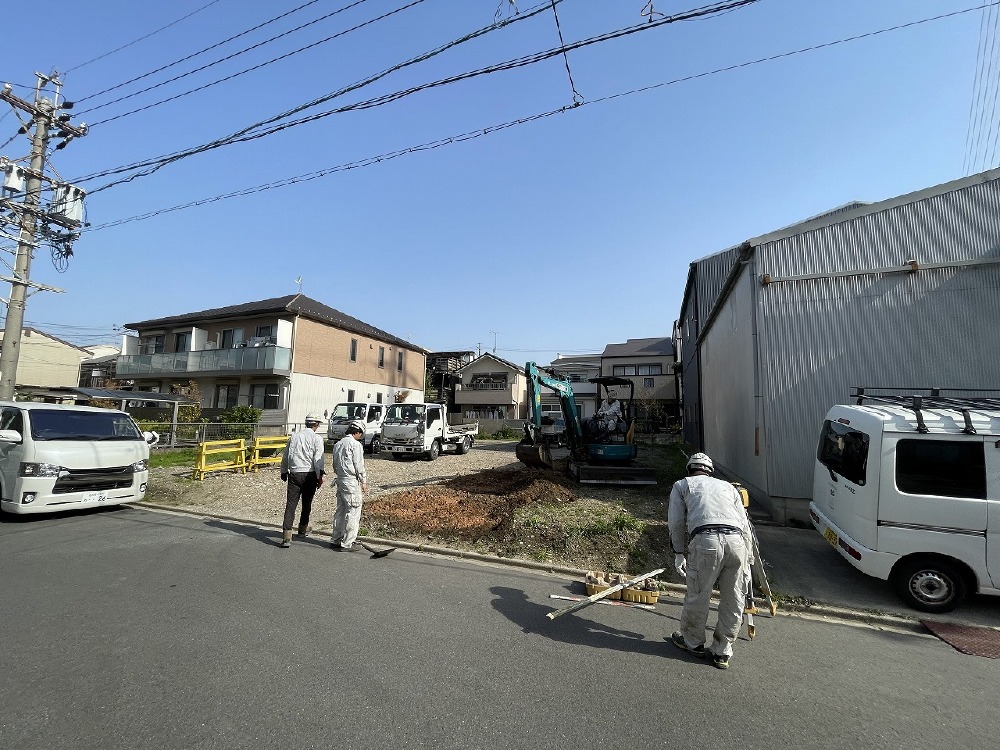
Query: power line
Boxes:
[
  {"xmin": 76, "ymin": 0, "xmax": 326, "ymax": 105},
  {"xmin": 80, "ymin": 2, "xmax": 980, "ymax": 233},
  {"xmin": 79, "ymin": 0, "xmax": 379, "ymax": 119},
  {"xmin": 64, "ymin": 0, "xmax": 226, "ymax": 74},
  {"xmin": 72, "ymin": 0, "xmax": 560, "ymax": 186},
  {"xmin": 80, "ymin": 0, "xmax": 757, "ymax": 193}
]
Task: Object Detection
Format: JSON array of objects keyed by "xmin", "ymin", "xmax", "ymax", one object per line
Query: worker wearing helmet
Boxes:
[
  {"xmin": 331, "ymin": 421, "xmax": 368, "ymax": 551},
  {"xmin": 667, "ymin": 452, "xmax": 752, "ymax": 670},
  {"xmin": 278, "ymin": 412, "xmax": 326, "ymax": 548}
]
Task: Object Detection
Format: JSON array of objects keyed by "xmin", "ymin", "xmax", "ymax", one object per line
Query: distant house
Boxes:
[
  {"xmin": 542, "ymin": 354, "xmax": 602, "ymax": 420},
  {"xmin": 118, "ymin": 294, "xmax": 426, "ymax": 425},
  {"xmin": 599, "ymin": 337, "xmax": 678, "ymax": 427},
  {"xmin": 454, "ymin": 353, "xmax": 529, "ymax": 420},
  {"xmin": 79, "ymin": 354, "xmax": 119, "ymax": 389},
  {"xmin": 426, "ymin": 350, "xmax": 476, "ymax": 409},
  {"xmin": 677, "ymin": 168, "xmax": 1000, "ymax": 523},
  {"xmin": 0, "ymin": 327, "xmax": 89, "ymax": 390}
]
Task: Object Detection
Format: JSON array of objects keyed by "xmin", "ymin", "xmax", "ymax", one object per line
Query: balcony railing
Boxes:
[
  {"xmin": 464, "ymin": 381, "xmax": 508, "ymax": 391},
  {"xmin": 116, "ymin": 346, "xmax": 292, "ymax": 376}
]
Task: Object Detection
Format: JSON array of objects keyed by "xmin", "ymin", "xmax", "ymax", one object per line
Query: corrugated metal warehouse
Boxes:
[{"xmin": 677, "ymin": 169, "xmax": 1000, "ymax": 523}]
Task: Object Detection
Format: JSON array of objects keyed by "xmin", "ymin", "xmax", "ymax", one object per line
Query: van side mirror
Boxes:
[
  {"xmin": 0, "ymin": 429, "xmax": 22, "ymax": 443},
  {"xmin": 143, "ymin": 431, "xmax": 160, "ymax": 446}
]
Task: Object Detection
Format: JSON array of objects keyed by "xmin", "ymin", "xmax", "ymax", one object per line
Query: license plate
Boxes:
[
  {"xmin": 823, "ymin": 527, "xmax": 838, "ymax": 548},
  {"xmin": 84, "ymin": 492, "xmax": 108, "ymax": 503}
]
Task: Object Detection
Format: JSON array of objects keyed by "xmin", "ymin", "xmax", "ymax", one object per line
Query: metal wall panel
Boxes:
[
  {"xmin": 686, "ymin": 173, "xmax": 1000, "ymax": 518},
  {"xmin": 757, "ymin": 260, "xmax": 1000, "ymax": 502},
  {"xmin": 700, "ymin": 269, "xmax": 769, "ymax": 499}
]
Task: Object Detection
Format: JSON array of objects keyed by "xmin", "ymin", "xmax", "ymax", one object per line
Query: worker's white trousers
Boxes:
[
  {"xmin": 332, "ymin": 478, "xmax": 363, "ymax": 548},
  {"xmin": 679, "ymin": 531, "xmax": 751, "ymax": 658}
]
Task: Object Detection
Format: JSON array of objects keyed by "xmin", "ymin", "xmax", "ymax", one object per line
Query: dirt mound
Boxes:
[{"xmin": 365, "ymin": 468, "xmax": 578, "ymax": 540}]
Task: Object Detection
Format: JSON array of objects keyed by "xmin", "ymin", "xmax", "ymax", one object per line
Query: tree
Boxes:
[
  {"xmin": 220, "ymin": 404, "xmax": 262, "ymax": 440},
  {"xmin": 170, "ymin": 380, "xmax": 203, "ymax": 423},
  {"xmin": 394, "ymin": 390, "xmax": 410, "ymax": 403}
]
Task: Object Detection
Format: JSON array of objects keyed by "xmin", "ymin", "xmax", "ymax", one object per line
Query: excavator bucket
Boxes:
[
  {"xmin": 515, "ymin": 440, "xmax": 554, "ymax": 470},
  {"xmin": 570, "ymin": 461, "xmax": 658, "ymax": 486}
]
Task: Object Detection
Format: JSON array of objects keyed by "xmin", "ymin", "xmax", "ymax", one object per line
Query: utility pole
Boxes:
[{"xmin": 0, "ymin": 72, "xmax": 87, "ymax": 400}]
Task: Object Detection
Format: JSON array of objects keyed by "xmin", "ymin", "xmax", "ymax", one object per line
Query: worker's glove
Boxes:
[
  {"xmin": 280, "ymin": 472, "xmax": 288, "ymax": 482},
  {"xmin": 674, "ymin": 554, "xmax": 687, "ymax": 578}
]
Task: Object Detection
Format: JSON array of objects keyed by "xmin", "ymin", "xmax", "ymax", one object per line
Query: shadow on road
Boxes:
[
  {"xmin": 489, "ymin": 585, "xmax": 702, "ymax": 663},
  {"xmin": 204, "ymin": 518, "xmax": 287, "ymax": 547}
]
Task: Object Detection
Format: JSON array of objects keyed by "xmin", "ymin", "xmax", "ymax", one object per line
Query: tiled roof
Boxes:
[
  {"xmin": 601, "ymin": 337, "xmax": 674, "ymax": 358},
  {"xmin": 125, "ymin": 294, "xmax": 425, "ymax": 352}
]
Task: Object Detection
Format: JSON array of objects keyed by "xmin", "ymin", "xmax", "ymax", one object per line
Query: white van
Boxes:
[
  {"xmin": 0, "ymin": 402, "xmax": 156, "ymax": 515},
  {"xmin": 810, "ymin": 391, "xmax": 1000, "ymax": 613}
]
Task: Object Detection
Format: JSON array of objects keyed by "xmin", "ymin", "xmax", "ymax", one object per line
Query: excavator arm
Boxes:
[{"xmin": 517, "ymin": 361, "xmax": 586, "ymax": 468}]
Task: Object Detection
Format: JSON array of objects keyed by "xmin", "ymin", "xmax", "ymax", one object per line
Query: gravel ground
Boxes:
[{"xmin": 145, "ymin": 440, "xmax": 529, "ymax": 537}]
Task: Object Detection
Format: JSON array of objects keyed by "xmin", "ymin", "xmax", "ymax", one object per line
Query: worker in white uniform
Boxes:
[
  {"xmin": 588, "ymin": 393, "xmax": 623, "ymax": 436},
  {"xmin": 331, "ymin": 422, "xmax": 368, "ymax": 551},
  {"xmin": 667, "ymin": 452, "xmax": 752, "ymax": 670},
  {"xmin": 278, "ymin": 412, "xmax": 326, "ymax": 548}
]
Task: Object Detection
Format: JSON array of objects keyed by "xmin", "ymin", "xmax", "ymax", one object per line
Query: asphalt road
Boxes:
[{"xmin": 2, "ymin": 506, "xmax": 997, "ymax": 750}]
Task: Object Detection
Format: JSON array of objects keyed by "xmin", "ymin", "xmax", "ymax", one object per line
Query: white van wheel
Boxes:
[{"xmin": 891, "ymin": 557, "xmax": 968, "ymax": 614}]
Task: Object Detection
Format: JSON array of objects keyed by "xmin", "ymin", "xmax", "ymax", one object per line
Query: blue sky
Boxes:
[{"xmin": 0, "ymin": 0, "xmax": 994, "ymax": 366}]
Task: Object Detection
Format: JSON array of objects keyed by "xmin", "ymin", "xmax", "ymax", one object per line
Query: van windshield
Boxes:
[
  {"xmin": 29, "ymin": 410, "xmax": 144, "ymax": 441},
  {"xmin": 817, "ymin": 420, "xmax": 869, "ymax": 485}
]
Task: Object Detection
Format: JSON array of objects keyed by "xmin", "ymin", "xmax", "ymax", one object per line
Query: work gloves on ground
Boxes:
[{"xmin": 674, "ymin": 554, "xmax": 687, "ymax": 578}]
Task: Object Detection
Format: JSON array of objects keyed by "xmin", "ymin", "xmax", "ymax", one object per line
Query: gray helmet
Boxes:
[{"xmin": 686, "ymin": 452, "xmax": 714, "ymax": 474}]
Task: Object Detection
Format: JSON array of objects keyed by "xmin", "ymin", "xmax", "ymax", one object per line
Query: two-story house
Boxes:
[
  {"xmin": 453, "ymin": 353, "xmax": 529, "ymax": 420},
  {"xmin": 600, "ymin": 337, "xmax": 677, "ymax": 428},
  {"xmin": 542, "ymin": 354, "xmax": 602, "ymax": 420},
  {"xmin": 118, "ymin": 294, "xmax": 426, "ymax": 425},
  {"xmin": 0, "ymin": 327, "xmax": 89, "ymax": 390}
]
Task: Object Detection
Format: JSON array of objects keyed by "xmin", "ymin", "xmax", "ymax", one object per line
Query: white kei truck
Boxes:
[
  {"xmin": 326, "ymin": 402, "xmax": 386, "ymax": 454},
  {"xmin": 380, "ymin": 402, "xmax": 478, "ymax": 460},
  {"xmin": 809, "ymin": 388, "xmax": 1000, "ymax": 613},
  {"xmin": 0, "ymin": 402, "xmax": 157, "ymax": 515}
]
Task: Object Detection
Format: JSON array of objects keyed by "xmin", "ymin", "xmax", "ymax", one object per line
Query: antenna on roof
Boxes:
[{"xmin": 293, "ymin": 276, "xmax": 303, "ymax": 293}]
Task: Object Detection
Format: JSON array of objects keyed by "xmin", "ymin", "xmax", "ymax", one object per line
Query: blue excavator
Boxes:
[{"xmin": 515, "ymin": 361, "xmax": 657, "ymax": 486}]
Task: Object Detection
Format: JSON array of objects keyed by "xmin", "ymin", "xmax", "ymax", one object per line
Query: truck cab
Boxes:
[{"xmin": 326, "ymin": 402, "xmax": 385, "ymax": 454}]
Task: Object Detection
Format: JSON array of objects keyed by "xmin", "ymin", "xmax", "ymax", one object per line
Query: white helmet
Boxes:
[
  {"xmin": 686, "ymin": 452, "xmax": 714, "ymax": 474},
  {"xmin": 304, "ymin": 412, "xmax": 324, "ymax": 424},
  {"xmin": 347, "ymin": 421, "xmax": 365, "ymax": 435}
]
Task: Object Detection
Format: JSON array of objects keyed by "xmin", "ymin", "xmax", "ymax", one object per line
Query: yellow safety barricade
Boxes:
[
  {"xmin": 248, "ymin": 435, "xmax": 289, "ymax": 472},
  {"xmin": 193, "ymin": 439, "xmax": 248, "ymax": 480}
]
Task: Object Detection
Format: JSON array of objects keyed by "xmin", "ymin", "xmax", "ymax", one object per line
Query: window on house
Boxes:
[
  {"xmin": 568, "ymin": 374, "xmax": 582, "ymax": 383},
  {"xmin": 350, "ymin": 339, "xmax": 358, "ymax": 362},
  {"xmin": 612, "ymin": 365, "xmax": 637, "ymax": 376},
  {"xmin": 397, "ymin": 351, "xmax": 404, "ymax": 372},
  {"xmin": 141, "ymin": 335, "xmax": 165, "ymax": 354},
  {"xmin": 216, "ymin": 384, "xmax": 239, "ymax": 410},
  {"xmin": 249, "ymin": 383, "xmax": 280, "ymax": 409},
  {"xmin": 896, "ymin": 439, "xmax": 986, "ymax": 499},
  {"xmin": 637, "ymin": 364, "xmax": 662, "ymax": 376},
  {"xmin": 643, "ymin": 378, "xmax": 655, "ymax": 388},
  {"xmin": 174, "ymin": 332, "xmax": 190, "ymax": 352},
  {"xmin": 255, "ymin": 324, "xmax": 274, "ymax": 339},
  {"xmin": 376, "ymin": 392, "xmax": 383, "ymax": 404},
  {"xmin": 347, "ymin": 389, "xmax": 356, "ymax": 402},
  {"xmin": 220, "ymin": 329, "xmax": 243, "ymax": 349},
  {"xmin": 378, "ymin": 346, "xmax": 385, "ymax": 368}
]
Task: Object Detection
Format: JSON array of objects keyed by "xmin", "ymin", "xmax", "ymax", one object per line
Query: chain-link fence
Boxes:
[{"xmin": 136, "ymin": 421, "xmax": 295, "ymax": 447}]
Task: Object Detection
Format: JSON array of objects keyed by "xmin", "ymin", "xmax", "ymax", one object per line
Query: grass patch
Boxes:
[{"xmin": 150, "ymin": 448, "xmax": 199, "ymax": 468}]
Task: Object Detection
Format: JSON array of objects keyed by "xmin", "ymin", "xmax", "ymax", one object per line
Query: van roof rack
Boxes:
[{"xmin": 851, "ymin": 387, "xmax": 1000, "ymax": 435}]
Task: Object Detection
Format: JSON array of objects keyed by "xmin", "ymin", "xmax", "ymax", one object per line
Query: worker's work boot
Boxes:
[
  {"xmin": 296, "ymin": 525, "xmax": 311, "ymax": 538},
  {"xmin": 279, "ymin": 530, "xmax": 292, "ymax": 548}
]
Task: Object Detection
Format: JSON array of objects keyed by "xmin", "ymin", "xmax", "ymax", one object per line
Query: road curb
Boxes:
[{"xmin": 133, "ymin": 501, "xmax": 926, "ymax": 632}]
